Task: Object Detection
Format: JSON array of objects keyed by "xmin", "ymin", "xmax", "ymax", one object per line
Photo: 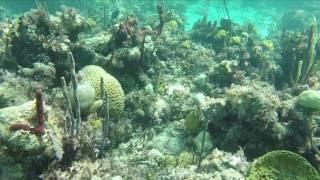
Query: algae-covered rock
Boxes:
[
  {"xmin": 149, "ymin": 123, "xmax": 188, "ymax": 155},
  {"xmin": 297, "ymin": 90, "xmax": 320, "ymax": 111},
  {"xmin": 80, "ymin": 65, "xmax": 124, "ymax": 117},
  {"xmin": 177, "ymin": 152, "xmax": 193, "ymax": 167},
  {"xmin": 0, "ymin": 101, "xmax": 63, "ymax": 158},
  {"xmin": 0, "ymin": 154, "xmax": 25, "ymax": 180},
  {"xmin": 247, "ymin": 150, "xmax": 320, "ymax": 180},
  {"xmin": 0, "ymin": 101, "xmax": 35, "ymax": 142},
  {"xmin": 0, "ymin": 77, "xmax": 30, "ymax": 107},
  {"xmin": 0, "ymin": 99, "xmax": 64, "ymax": 179}
]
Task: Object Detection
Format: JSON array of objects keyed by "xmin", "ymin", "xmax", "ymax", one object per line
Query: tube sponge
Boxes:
[{"xmin": 80, "ymin": 65, "xmax": 124, "ymax": 117}]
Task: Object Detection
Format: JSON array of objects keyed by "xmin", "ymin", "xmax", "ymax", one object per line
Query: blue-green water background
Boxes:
[{"xmin": 1, "ymin": 0, "xmax": 319, "ymax": 37}]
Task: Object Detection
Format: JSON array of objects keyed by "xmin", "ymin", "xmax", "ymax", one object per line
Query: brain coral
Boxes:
[
  {"xmin": 80, "ymin": 65, "xmax": 124, "ymax": 117},
  {"xmin": 247, "ymin": 150, "xmax": 320, "ymax": 180}
]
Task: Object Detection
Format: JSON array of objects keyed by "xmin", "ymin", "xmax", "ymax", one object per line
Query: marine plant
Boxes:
[
  {"xmin": 99, "ymin": 77, "xmax": 110, "ymax": 156},
  {"xmin": 193, "ymin": 131, "xmax": 213, "ymax": 156},
  {"xmin": 223, "ymin": 0, "xmax": 231, "ymax": 34},
  {"xmin": 59, "ymin": 52, "xmax": 125, "ymax": 164},
  {"xmin": 191, "ymin": 16, "xmax": 218, "ymax": 44},
  {"xmin": 280, "ymin": 16, "xmax": 318, "ymax": 87},
  {"xmin": 61, "ymin": 52, "xmax": 81, "ymax": 138},
  {"xmin": 184, "ymin": 109, "xmax": 201, "ymax": 134}
]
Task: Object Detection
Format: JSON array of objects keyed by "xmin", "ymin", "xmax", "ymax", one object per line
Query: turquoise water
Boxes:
[
  {"xmin": 1, "ymin": 0, "xmax": 320, "ymax": 179},
  {"xmin": 183, "ymin": 1, "xmax": 275, "ymax": 37},
  {"xmin": 0, "ymin": 0, "xmax": 317, "ymax": 37}
]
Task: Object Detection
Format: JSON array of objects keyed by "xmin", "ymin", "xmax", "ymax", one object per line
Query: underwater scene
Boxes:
[{"xmin": 1, "ymin": 0, "xmax": 320, "ymax": 179}]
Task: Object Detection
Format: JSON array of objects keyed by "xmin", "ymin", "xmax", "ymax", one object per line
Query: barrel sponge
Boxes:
[{"xmin": 80, "ymin": 65, "xmax": 124, "ymax": 117}]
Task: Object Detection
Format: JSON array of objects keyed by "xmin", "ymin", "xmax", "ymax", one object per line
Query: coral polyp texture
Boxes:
[
  {"xmin": 80, "ymin": 65, "xmax": 124, "ymax": 117},
  {"xmin": 247, "ymin": 150, "xmax": 320, "ymax": 180}
]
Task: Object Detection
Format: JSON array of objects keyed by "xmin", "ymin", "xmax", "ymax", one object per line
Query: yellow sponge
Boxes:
[{"xmin": 80, "ymin": 65, "xmax": 124, "ymax": 117}]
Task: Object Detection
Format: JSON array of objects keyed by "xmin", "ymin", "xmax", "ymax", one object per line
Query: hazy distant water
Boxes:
[
  {"xmin": 1, "ymin": 0, "xmax": 318, "ymax": 37},
  {"xmin": 0, "ymin": 0, "xmax": 78, "ymax": 14}
]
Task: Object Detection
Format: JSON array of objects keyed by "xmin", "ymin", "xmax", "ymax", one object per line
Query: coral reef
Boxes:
[
  {"xmin": 0, "ymin": 2, "xmax": 320, "ymax": 179},
  {"xmin": 247, "ymin": 150, "xmax": 320, "ymax": 180},
  {"xmin": 278, "ymin": 17, "xmax": 318, "ymax": 87},
  {"xmin": 203, "ymin": 79, "xmax": 303, "ymax": 159},
  {"xmin": 58, "ymin": 7, "xmax": 93, "ymax": 42},
  {"xmin": 0, "ymin": 8, "xmax": 94, "ymax": 77},
  {"xmin": 10, "ymin": 88, "xmax": 46, "ymax": 135},
  {"xmin": 18, "ymin": 62, "xmax": 56, "ymax": 86},
  {"xmin": 0, "ymin": 100, "xmax": 64, "ymax": 179},
  {"xmin": 42, "ymin": 121, "xmax": 249, "ymax": 180}
]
